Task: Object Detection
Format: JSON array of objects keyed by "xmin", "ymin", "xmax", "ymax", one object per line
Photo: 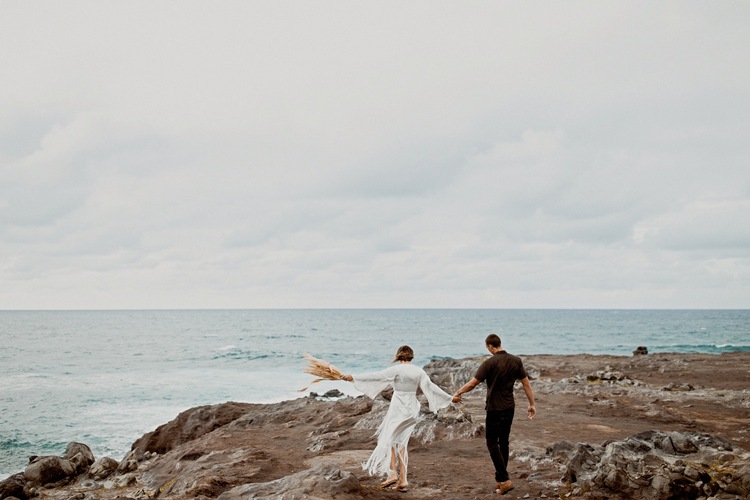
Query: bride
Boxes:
[{"xmin": 342, "ymin": 345, "xmax": 458, "ymax": 492}]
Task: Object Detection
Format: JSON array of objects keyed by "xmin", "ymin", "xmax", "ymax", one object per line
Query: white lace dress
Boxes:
[{"xmin": 353, "ymin": 362, "xmax": 453, "ymax": 477}]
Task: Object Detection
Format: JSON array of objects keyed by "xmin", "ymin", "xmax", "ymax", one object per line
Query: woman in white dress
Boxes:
[{"xmin": 342, "ymin": 345, "xmax": 456, "ymax": 492}]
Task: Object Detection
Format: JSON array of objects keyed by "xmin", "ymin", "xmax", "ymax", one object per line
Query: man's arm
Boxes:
[
  {"xmin": 452, "ymin": 377, "xmax": 481, "ymax": 403},
  {"xmin": 520, "ymin": 376, "xmax": 536, "ymax": 419}
]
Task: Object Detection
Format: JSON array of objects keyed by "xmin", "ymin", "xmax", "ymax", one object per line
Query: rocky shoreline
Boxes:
[{"xmin": 2, "ymin": 352, "xmax": 749, "ymax": 499}]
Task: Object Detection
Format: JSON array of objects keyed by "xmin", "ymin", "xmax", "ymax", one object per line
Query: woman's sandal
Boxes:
[
  {"xmin": 380, "ymin": 478, "xmax": 398, "ymax": 488},
  {"xmin": 392, "ymin": 484, "xmax": 409, "ymax": 493}
]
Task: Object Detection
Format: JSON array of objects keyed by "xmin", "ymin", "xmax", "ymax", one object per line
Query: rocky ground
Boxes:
[{"xmin": 2, "ymin": 352, "xmax": 749, "ymax": 499}]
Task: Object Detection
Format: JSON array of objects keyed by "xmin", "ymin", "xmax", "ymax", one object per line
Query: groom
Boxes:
[{"xmin": 452, "ymin": 334, "xmax": 536, "ymax": 495}]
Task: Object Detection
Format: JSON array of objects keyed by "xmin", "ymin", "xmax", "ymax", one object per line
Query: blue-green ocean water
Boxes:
[{"xmin": 1, "ymin": 308, "xmax": 748, "ymax": 478}]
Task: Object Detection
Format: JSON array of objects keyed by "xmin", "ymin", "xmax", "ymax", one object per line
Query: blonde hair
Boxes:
[{"xmin": 393, "ymin": 345, "xmax": 414, "ymax": 363}]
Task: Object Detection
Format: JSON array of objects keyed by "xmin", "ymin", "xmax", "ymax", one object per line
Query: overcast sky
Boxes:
[{"xmin": 1, "ymin": 2, "xmax": 749, "ymax": 310}]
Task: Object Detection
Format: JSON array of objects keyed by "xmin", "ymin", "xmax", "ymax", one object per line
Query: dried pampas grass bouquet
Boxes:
[{"xmin": 300, "ymin": 353, "xmax": 347, "ymax": 391}]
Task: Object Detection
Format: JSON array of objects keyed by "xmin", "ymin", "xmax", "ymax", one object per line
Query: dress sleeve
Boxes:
[
  {"xmin": 352, "ymin": 365, "xmax": 399, "ymax": 400},
  {"xmin": 418, "ymin": 369, "xmax": 453, "ymax": 413}
]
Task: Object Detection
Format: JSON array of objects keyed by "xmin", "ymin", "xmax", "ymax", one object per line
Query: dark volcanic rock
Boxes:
[
  {"xmin": 0, "ymin": 473, "xmax": 26, "ymax": 500},
  {"xmin": 135, "ymin": 397, "xmax": 376, "ymax": 498},
  {"xmin": 423, "ymin": 357, "xmax": 484, "ymax": 393},
  {"xmin": 64, "ymin": 442, "xmax": 95, "ymax": 474},
  {"xmin": 586, "ymin": 369, "xmax": 629, "ymax": 383},
  {"xmin": 4, "ymin": 353, "xmax": 749, "ymax": 500},
  {"xmin": 309, "ymin": 389, "xmax": 346, "ymax": 399},
  {"xmin": 131, "ymin": 401, "xmax": 254, "ymax": 455},
  {"xmin": 88, "ymin": 457, "xmax": 119, "ymax": 480},
  {"xmin": 662, "ymin": 382, "xmax": 695, "ymax": 392},
  {"xmin": 24, "ymin": 456, "xmax": 76, "ymax": 486},
  {"xmin": 563, "ymin": 442, "xmax": 603, "ymax": 483},
  {"xmin": 558, "ymin": 430, "xmax": 749, "ymax": 499},
  {"xmin": 216, "ymin": 464, "xmax": 361, "ymax": 499}
]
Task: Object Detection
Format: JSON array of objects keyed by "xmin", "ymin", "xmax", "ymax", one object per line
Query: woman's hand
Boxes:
[{"xmin": 342, "ymin": 374, "xmax": 354, "ymax": 382}]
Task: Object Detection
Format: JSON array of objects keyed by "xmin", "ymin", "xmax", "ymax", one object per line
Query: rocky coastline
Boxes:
[{"xmin": 2, "ymin": 352, "xmax": 749, "ymax": 499}]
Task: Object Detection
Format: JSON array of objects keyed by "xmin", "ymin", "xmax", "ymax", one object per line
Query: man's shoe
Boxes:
[{"xmin": 496, "ymin": 480, "xmax": 514, "ymax": 495}]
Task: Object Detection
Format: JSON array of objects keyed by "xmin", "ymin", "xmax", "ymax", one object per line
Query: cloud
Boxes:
[
  {"xmin": 635, "ymin": 199, "xmax": 750, "ymax": 253},
  {"xmin": 1, "ymin": 2, "xmax": 749, "ymax": 309}
]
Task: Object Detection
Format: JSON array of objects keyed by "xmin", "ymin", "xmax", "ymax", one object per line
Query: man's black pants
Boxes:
[{"xmin": 485, "ymin": 408, "xmax": 515, "ymax": 482}]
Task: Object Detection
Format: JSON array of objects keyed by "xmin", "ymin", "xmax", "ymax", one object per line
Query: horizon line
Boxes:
[{"xmin": 1, "ymin": 307, "xmax": 748, "ymax": 312}]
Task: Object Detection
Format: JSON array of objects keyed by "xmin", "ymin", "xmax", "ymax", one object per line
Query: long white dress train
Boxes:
[{"xmin": 353, "ymin": 363, "xmax": 453, "ymax": 477}]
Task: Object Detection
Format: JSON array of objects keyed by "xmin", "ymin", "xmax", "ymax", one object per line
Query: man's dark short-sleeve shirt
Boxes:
[{"xmin": 474, "ymin": 351, "xmax": 528, "ymax": 411}]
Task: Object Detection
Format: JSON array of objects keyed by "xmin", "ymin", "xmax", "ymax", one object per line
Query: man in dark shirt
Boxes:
[{"xmin": 453, "ymin": 334, "xmax": 536, "ymax": 495}]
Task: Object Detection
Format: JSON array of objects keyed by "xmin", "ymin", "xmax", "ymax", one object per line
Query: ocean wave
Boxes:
[
  {"xmin": 0, "ymin": 435, "xmax": 67, "ymax": 454},
  {"xmin": 652, "ymin": 344, "xmax": 750, "ymax": 353},
  {"xmin": 428, "ymin": 355, "xmax": 460, "ymax": 361},
  {"xmin": 212, "ymin": 348, "xmax": 286, "ymax": 361},
  {"xmin": 1, "ymin": 436, "xmax": 71, "ymax": 479},
  {"xmin": 0, "ymin": 437, "xmax": 34, "ymax": 450}
]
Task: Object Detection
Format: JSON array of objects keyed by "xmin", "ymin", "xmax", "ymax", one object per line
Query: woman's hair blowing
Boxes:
[{"xmin": 393, "ymin": 345, "xmax": 414, "ymax": 362}]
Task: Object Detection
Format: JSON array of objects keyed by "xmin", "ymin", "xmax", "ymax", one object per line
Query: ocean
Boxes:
[{"xmin": 1, "ymin": 308, "xmax": 749, "ymax": 478}]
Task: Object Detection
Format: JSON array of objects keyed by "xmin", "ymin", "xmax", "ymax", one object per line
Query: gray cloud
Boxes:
[{"xmin": 1, "ymin": 2, "xmax": 749, "ymax": 309}]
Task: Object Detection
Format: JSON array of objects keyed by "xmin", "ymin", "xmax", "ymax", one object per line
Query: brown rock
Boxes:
[
  {"xmin": 559, "ymin": 430, "xmax": 750, "ymax": 499},
  {"xmin": 423, "ymin": 357, "xmax": 484, "ymax": 393},
  {"xmin": 216, "ymin": 464, "xmax": 361, "ymax": 499},
  {"xmin": 6, "ymin": 352, "xmax": 750, "ymax": 500},
  {"xmin": 23, "ymin": 456, "xmax": 76, "ymax": 486},
  {"xmin": 64, "ymin": 442, "xmax": 94, "ymax": 467},
  {"xmin": 88, "ymin": 457, "xmax": 119, "ymax": 480},
  {"xmin": 131, "ymin": 401, "xmax": 254, "ymax": 455},
  {"xmin": 0, "ymin": 473, "xmax": 26, "ymax": 500}
]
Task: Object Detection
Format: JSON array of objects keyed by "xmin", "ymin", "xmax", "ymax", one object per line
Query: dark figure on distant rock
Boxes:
[{"xmin": 633, "ymin": 346, "xmax": 648, "ymax": 355}]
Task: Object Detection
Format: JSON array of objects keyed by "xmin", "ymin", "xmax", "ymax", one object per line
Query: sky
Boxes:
[{"xmin": 1, "ymin": 2, "xmax": 749, "ymax": 310}]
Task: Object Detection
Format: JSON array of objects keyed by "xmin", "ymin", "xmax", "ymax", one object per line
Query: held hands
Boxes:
[
  {"xmin": 342, "ymin": 375, "xmax": 353, "ymax": 382},
  {"xmin": 452, "ymin": 393, "xmax": 462, "ymax": 404}
]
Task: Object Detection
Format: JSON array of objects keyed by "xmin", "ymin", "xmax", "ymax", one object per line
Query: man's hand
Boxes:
[{"xmin": 520, "ymin": 377, "xmax": 536, "ymax": 420}]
